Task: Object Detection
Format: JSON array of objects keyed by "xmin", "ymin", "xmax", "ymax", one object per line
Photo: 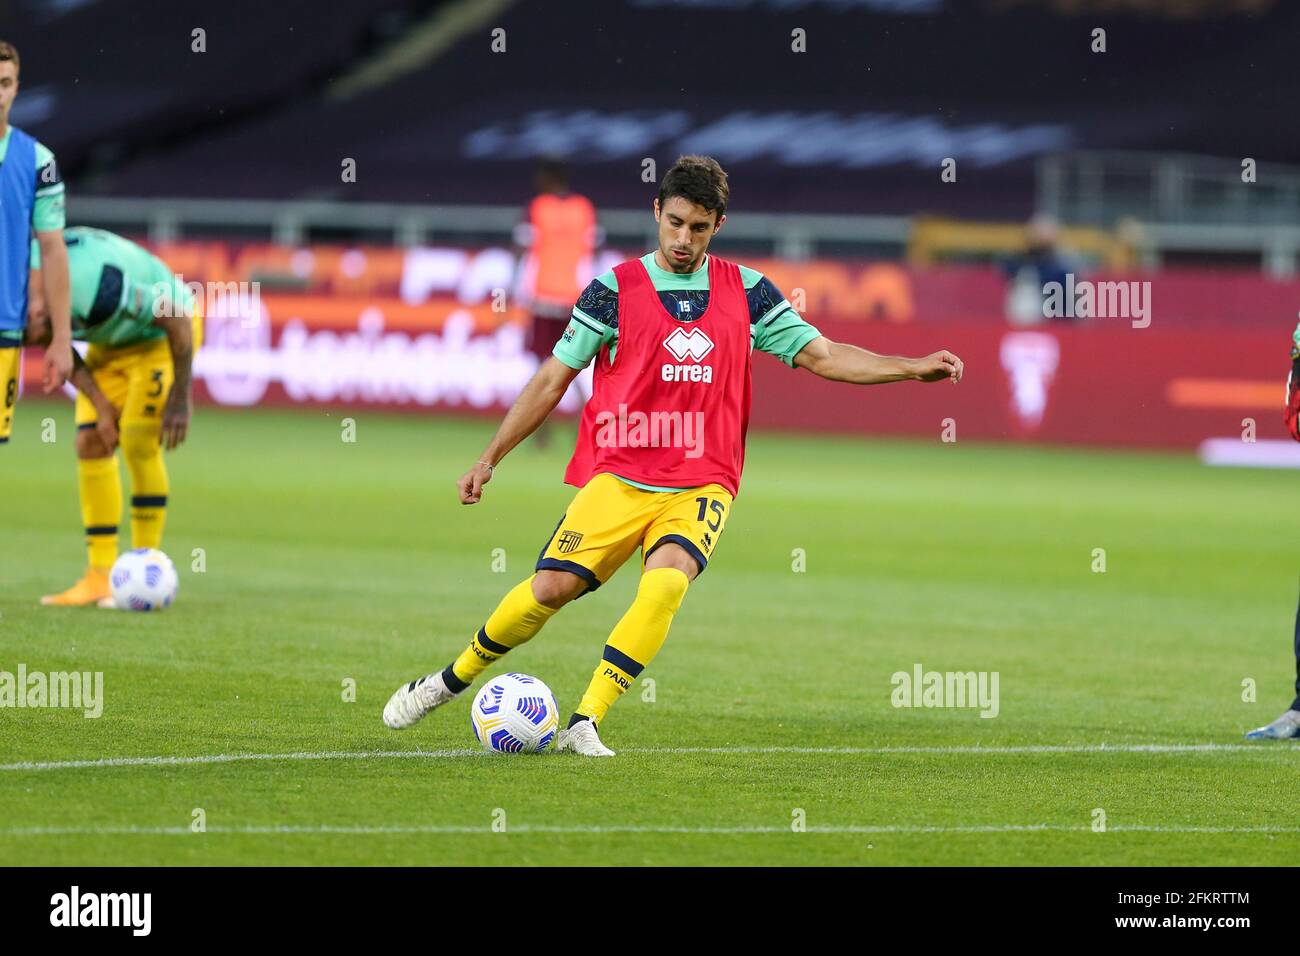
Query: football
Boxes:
[
  {"xmin": 470, "ymin": 672, "xmax": 560, "ymax": 754},
  {"xmin": 109, "ymin": 548, "xmax": 179, "ymax": 612}
]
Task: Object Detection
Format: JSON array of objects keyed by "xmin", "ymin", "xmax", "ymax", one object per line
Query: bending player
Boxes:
[
  {"xmin": 383, "ymin": 155, "xmax": 964, "ymax": 755},
  {"xmin": 27, "ymin": 226, "xmax": 200, "ymax": 607},
  {"xmin": 1246, "ymin": 322, "xmax": 1300, "ymax": 738}
]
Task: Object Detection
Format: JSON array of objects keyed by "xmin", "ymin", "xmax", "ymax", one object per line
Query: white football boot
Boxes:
[
  {"xmin": 382, "ymin": 671, "xmax": 461, "ymax": 729},
  {"xmin": 555, "ymin": 718, "xmax": 615, "ymax": 756},
  {"xmin": 1244, "ymin": 709, "xmax": 1300, "ymax": 740}
]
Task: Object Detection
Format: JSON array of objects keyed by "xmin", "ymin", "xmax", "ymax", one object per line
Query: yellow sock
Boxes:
[
  {"xmin": 122, "ymin": 423, "xmax": 167, "ymax": 549},
  {"xmin": 78, "ymin": 455, "xmax": 122, "ymax": 571},
  {"xmin": 449, "ymin": 575, "xmax": 560, "ymax": 687},
  {"xmin": 577, "ymin": 567, "xmax": 689, "ymax": 725}
]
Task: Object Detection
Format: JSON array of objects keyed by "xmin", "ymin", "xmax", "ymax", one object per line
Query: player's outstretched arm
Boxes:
[
  {"xmin": 793, "ymin": 335, "xmax": 963, "ymax": 385},
  {"xmin": 457, "ymin": 356, "xmax": 581, "ymax": 505},
  {"xmin": 156, "ymin": 313, "xmax": 194, "ymax": 450}
]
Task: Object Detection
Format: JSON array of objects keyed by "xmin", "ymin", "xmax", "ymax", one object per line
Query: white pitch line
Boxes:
[
  {"xmin": 0, "ymin": 748, "xmax": 486, "ymax": 772},
  {"xmin": 642, "ymin": 744, "xmax": 1293, "ymax": 755},
  {"xmin": 0, "ymin": 742, "xmax": 1293, "ymax": 773},
  {"xmin": 3, "ymin": 823, "xmax": 1300, "ymax": 838}
]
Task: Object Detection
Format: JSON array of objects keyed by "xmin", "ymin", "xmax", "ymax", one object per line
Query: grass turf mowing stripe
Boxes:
[{"xmin": 3, "ymin": 742, "xmax": 1296, "ymax": 772}]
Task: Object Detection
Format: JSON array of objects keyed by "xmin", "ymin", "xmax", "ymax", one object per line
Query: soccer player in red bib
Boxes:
[{"xmin": 384, "ymin": 156, "xmax": 964, "ymax": 755}]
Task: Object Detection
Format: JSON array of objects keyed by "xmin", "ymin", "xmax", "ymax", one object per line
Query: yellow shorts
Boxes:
[
  {"xmin": 0, "ymin": 345, "xmax": 19, "ymax": 443},
  {"xmin": 74, "ymin": 336, "xmax": 173, "ymax": 434},
  {"xmin": 73, "ymin": 309, "xmax": 202, "ymax": 434},
  {"xmin": 535, "ymin": 472, "xmax": 734, "ymax": 595}
]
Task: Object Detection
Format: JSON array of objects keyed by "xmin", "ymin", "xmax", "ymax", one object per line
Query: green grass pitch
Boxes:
[{"xmin": 2, "ymin": 397, "xmax": 1297, "ymax": 865}]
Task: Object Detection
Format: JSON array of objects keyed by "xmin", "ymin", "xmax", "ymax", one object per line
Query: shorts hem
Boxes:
[
  {"xmin": 535, "ymin": 558, "xmax": 601, "ymax": 596},
  {"xmin": 644, "ymin": 534, "xmax": 709, "ymax": 575}
]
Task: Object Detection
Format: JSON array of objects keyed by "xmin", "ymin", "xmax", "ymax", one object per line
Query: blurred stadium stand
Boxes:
[
  {"xmin": 10, "ymin": 0, "xmax": 1300, "ymax": 214},
  {"xmin": 9, "ymin": 0, "xmax": 1299, "ymax": 271},
  {"xmin": 6, "ymin": 0, "xmax": 434, "ymax": 187},
  {"xmin": 11, "ymin": 0, "xmax": 1300, "ymax": 452}
]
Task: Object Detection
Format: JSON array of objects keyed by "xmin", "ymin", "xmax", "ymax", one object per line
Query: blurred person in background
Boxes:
[
  {"xmin": 514, "ymin": 158, "xmax": 600, "ymax": 449},
  {"xmin": 1246, "ymin": 321, "xmax": 1300, "ymax": 739},
  {"xmin": 1001, "ymin": 214, "xmax": 1082, "ymax": 326}
]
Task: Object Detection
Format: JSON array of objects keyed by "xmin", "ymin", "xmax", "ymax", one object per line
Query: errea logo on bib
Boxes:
[
  {"xmin": 662, "ymin": 328, "xmax": 714, "ymax": 382},
  {"xmin": 664, "ymin": 327, "xmax": 713, "ymax": 361}
]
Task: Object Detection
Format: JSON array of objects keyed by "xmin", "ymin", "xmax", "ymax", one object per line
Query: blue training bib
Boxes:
[{"xmin": 0, "ymin": 126, "xmax": 37, "ymax": 334}]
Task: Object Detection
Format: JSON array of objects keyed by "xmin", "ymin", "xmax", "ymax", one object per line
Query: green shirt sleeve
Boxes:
[
  {"xmin": 743, "ymin": 266, "xmax": 821, "ymax": 367},
  {"xmin": 552, "ymin": 271, "xmax": 617, "ymax": 369},
  {"xmin": 755, "ymin": 308, "xmax": 821, "ymax": 367},
  {"xmin": 32, "ymin": 141, "xmax": 65, "ymax": 232},
  {"xmin": 551, "ymin": 312, "xmax": 611, "ymax": 369}
]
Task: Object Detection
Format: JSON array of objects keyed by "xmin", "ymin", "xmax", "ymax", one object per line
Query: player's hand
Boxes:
[
  {"xmin": 913, "ymin": 350, "xmax": 964, "ymax": 384},
  {"xmin": 94, "ymin": 402, "xmax": 121, "ymax": 454},
  {"xmin": 457, "ymin": 462, "xmax": 494, "ymax": 505},
  {"xmin": 160, "ymin": 393, "xmax": 190, "ymax": 450},
  {"xmin": 42, "ymin": 338, "xmax": 73, "ymax": 393}
]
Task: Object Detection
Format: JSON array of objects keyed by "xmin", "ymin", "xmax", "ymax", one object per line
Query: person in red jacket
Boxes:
[
  {"xmin": 514, "ymin": 158, "xmax": 599, "ymax": 449},
  {"xmin": 1246, "ymin": 323, "xmax": 1300, "ymax": 738},
  {"xmin": 383, "ymin": 156, "xmax": 964, "ymax": 756}
]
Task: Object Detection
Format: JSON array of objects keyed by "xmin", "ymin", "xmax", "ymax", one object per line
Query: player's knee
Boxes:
[
  {"xmin": 75, "ymin": 427, "xmax": 110, "ymax": 459},
  {"xmin": 531, "ymin": 570, "xmax": 587, "ymax": 608},
  {"xmin": 639, "ymin": 564, "xmax": 690, "ymax": 611},
  {"xmin": 645, "ymin": 542, "xmax": 702, "ymax": 581}
]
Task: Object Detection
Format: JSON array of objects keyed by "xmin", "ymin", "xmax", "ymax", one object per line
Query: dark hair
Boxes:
[
  {"xmin": 0, "ymin": 41, "xmax": 18, "ymax": 75},
  {"xmin": 657, "ymin": 155, "xmax": 729, "ymax": 221}
]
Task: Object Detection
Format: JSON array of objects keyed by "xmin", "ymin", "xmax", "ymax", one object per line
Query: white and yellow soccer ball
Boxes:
[
  {"xmin": 109, "ymin": 548, "xmax": 179, "ymax": 611},
  {"xmin": 470, "ymin": 673, "xmax": 559, "ymax": 754}
]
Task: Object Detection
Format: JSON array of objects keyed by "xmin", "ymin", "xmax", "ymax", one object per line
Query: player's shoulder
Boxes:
[
  {"xmin": 15, "ymin": 127, "xmax": 58, "ymax": 165},
  {"xmin": 585, "ymin": 254, "xmax": 650, "ymax": 294},
  {"xmin": 7, "ymin": 124, "xmax": 39, "ymax": 148},
  {"xmin": 724, "ymin": 261, "xmax": 792, "ymax": 326},
  {"xmin": 31, "ymin": 137, "xmax": 63, "ymax": 196},
  {"xmin": 575, "ymin": 269, "xmax": 619, "ymax": 329},
  {"xmin": 70, "ymin": 227, "xmax": 152, "ymax": 266},
  {"xmin": 7, "ymin": 126, "xmax": 58, "ymax": 176},
  {"xmin": 64, "ymin": 225, "xmax": 116, "ymax": 250},
  {"xmin": 698, "ymin": 255, "xmax": 766, "ymax": 289}
]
